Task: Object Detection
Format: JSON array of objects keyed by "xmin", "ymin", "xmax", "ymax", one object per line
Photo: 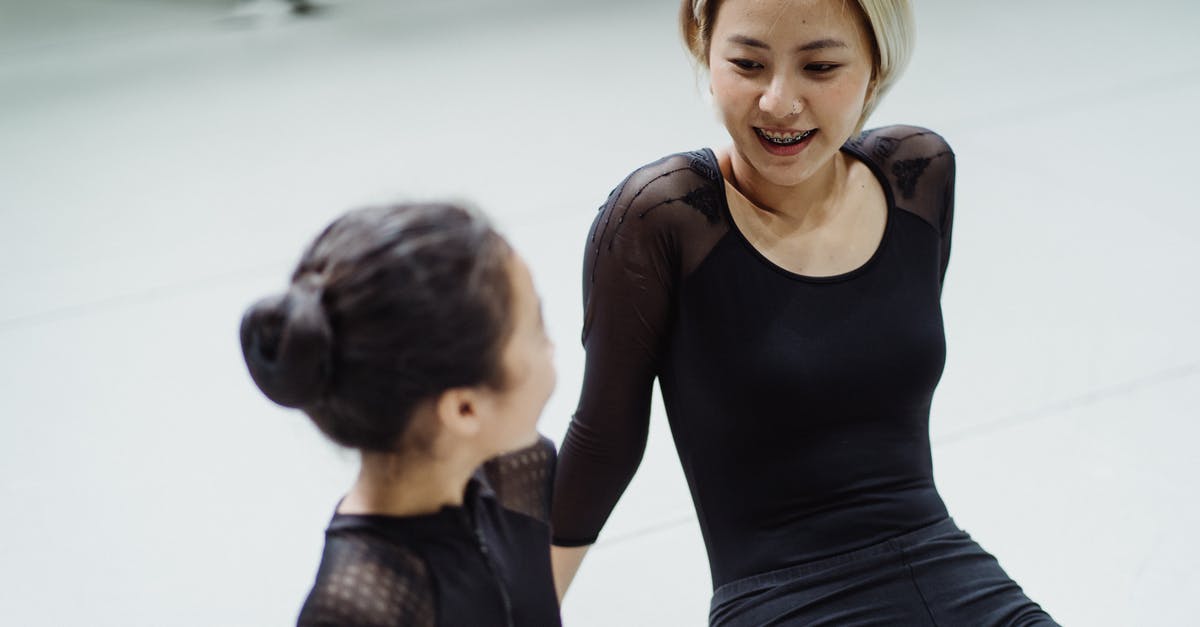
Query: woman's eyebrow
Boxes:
[
  {"xmin": 728, "ymin": 34, "xmax": 847, "ymax": 52},
  {"xmin": 729, "ymin": 34, "xmax": 771, "ymax": 49},
  {"xmin": 797, "ymin": 38, "xmax": 847, "ymax": 52}
]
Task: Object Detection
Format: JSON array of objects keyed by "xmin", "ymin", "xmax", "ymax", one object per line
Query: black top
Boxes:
[
  {"xmin": 298, "ymin": 437, "xmax": 561, "ymax": 627},
  {"xmin": 551, "ymin": 126, "xmax": 957, "ymax": 588}
]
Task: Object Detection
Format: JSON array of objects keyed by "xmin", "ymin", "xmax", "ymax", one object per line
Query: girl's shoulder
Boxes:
[{"xmin": 299, "ymin": 525, "xmax": 435, "ymax": 626}]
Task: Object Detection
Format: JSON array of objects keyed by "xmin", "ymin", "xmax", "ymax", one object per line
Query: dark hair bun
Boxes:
[{"xmin": 240, "ymin": 277, "xmax": 333, "ymax": 409}]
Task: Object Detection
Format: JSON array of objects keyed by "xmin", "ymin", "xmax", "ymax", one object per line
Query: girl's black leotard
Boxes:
[
  {"xmin": 298, "ymin": 437, "xmax": 561, "ymax": 627},
  {"xmin": 551, "ymin": 126, "xmax": 958, "ymax": 588}
]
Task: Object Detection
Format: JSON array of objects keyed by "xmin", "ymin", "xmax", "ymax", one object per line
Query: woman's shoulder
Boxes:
[
  {"xmin": 593, "ymin": 148, "xmax": 727, "ymax": 245},
  {"xmin": 620, "ymin": 148, "xmax": 722, "ymax": 183},
  {"xmin": 848, "ymin": 124, "xmax": 955, "ymax": 159},
  {"xmin": 583, "ymin": 148, "xmax": 732, "ymax": 293},
  {"xmin": 846, "ymin": 125, "xmax": 956, "ymax": 211}
]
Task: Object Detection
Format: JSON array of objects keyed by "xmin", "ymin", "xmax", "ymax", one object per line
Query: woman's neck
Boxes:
[
  {"xmin": 722, "ymin": 148, "xmax": 851, "ymax": 229},
  {"xmin": 337, "ymin": 447, "xmax": 481, "ymax": 517}
]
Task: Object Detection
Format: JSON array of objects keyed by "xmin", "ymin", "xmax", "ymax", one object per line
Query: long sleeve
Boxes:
[
  {"xmin": 938, "ymin": 141, "xmax": 955, "ymax": 288},
  {"xmin": 550, "ymin": 150, "xmax": 729, "ymax": 546}
]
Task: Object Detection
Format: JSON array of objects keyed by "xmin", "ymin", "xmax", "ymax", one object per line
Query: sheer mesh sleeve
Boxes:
[
  {"xmin": 849, "ymin": 126, "xmax": 956, "ymax": 286},
  {"xmin": 551, "ymin": 150, "xmax": 730, "ymax": 546},
  {"xmin": 480, "ymin": 435, "xmax": 557, "ymax": 522},
  {"xmin": 297, "ymin": 532, "xmax": 435, "ymax": 627}
]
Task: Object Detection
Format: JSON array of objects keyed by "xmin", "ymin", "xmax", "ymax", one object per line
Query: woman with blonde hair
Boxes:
[{"xmin": 549, "ymin": 1, "xmax": 1057, "ymax": 624}]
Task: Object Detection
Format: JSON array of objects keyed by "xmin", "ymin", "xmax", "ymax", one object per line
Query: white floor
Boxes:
[{"xmin": 1, "ymin": 1, "xmax": 1197, "ymax": 625}]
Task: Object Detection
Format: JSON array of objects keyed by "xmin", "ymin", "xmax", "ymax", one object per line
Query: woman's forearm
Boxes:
[{"xmin": 550, "ymin": 544, "xmax": 591, "ymax": 603}]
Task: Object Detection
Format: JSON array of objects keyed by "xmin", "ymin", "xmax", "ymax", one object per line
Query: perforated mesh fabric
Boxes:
[
  {"xmin": 481, "ymin": 436, "xmax": 556, "ymax": 523},
  {"xmin": 298, "ymin": 532, "xmax": 435, "ymax": 627},
  {"xmin": 298, "ymin": 437, "xmax": 559, "ymax": 626}
]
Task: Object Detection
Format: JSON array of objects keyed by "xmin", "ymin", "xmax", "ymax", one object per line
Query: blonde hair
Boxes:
[{"xmin": 680, "ymin": 0, "xmax": 915, "ymax": 132}]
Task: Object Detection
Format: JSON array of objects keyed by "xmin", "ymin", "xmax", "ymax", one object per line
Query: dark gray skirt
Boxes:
[{"xmin": 709, "ymin": 518, "xmax": 1058, "ymax": 626}]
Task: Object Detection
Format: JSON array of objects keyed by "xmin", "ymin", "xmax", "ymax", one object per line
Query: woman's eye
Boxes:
[
  {"xmin": 730, "ymin": 59, "xmax": 763, "ymax": 71},
  {"xmin": 804, "ymin": 63, "xmax": 840, "ymax": 73}
]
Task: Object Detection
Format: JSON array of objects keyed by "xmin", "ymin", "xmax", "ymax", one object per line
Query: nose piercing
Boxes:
[{"xmin": 791, "ymin": 100, "xmax": 802, "ymax": 115}]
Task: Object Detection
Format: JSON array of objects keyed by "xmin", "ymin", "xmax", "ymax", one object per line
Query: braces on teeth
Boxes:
[{"xmin": 757, "ymin": 128, "xmax": 815, "ymax": 145}]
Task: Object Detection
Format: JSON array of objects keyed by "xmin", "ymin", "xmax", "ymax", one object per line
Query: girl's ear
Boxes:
[{"xmin": 434, "ymin": 388, "xmax": 483, "ymax": 439}]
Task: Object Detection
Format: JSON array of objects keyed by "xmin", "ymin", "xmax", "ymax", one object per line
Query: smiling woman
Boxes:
[{"xmin": 548, "ymin": 1, "xmax": 1060, "ymax": 625}]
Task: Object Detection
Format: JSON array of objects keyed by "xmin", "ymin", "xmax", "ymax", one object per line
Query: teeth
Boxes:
[
  {"xmin": 762, "ymin": 129, "xmax": 803, "ymax": 139},
  {"xmin": 757, "ymin": 128, "xmax": 813, "ymax": 145}
]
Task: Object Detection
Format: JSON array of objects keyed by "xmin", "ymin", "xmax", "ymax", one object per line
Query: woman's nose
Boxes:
[{"xmin": 759, "ymin": 76, "xmax": 802, "ymax": 118}]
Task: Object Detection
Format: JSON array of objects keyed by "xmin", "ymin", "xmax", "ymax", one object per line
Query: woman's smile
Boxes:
[{"xmin": 754, "ymin": 127, "xmax": 819, "ymax": 156}]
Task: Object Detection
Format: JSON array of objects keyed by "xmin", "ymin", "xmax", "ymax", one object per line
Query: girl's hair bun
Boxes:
[{"xmin": 240, "ymin": 275, "xmax": 332, "ymax": 409}]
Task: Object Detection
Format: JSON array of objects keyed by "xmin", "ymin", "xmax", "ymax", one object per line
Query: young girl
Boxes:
[
  {"xmin": 550, "ymin": 1, "xmax": 1057, "ymax": 624},
  {"xmin": 240, "ymin": 202, "xmax": 560, "ymax": 626}
]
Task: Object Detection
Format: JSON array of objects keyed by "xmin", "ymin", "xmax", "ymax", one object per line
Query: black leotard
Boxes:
[
  {"xmin": 551, "ymin": 126, "xmax": 957, "ymax": 589},
  {"xmin": 298, "ymin": 437, "xmax": 560, "ymax": 626}
]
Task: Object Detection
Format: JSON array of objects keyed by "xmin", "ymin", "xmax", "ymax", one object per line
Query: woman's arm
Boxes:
[
  {"xmin": 550, "ymin": 544, "xmax": 590, "ymax": 601},
  {"xmin": 550, "ymin": 156, "xmax": 690, "ymax": 589}
]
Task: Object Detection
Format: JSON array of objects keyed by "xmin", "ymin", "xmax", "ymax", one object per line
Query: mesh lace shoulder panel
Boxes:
[
  {"xmin": 847, "ymin": 125, "xmax": 956, "ymax": 284},
  {"xmin": 297, "ymin": 530, "xmax": 435, "ymax": 627},
  {"xmin": 480, "ymin": 435, "xmax": 557, "ymax": 523},
  {"xmin": 584, "ymin": 149, "xmax": 729, "ymax": 311}
]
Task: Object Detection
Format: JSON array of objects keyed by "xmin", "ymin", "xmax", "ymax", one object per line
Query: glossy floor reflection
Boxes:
[{"xmin": 1, "ymin": 1, "xmax": 1196, "ymax": 625}]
